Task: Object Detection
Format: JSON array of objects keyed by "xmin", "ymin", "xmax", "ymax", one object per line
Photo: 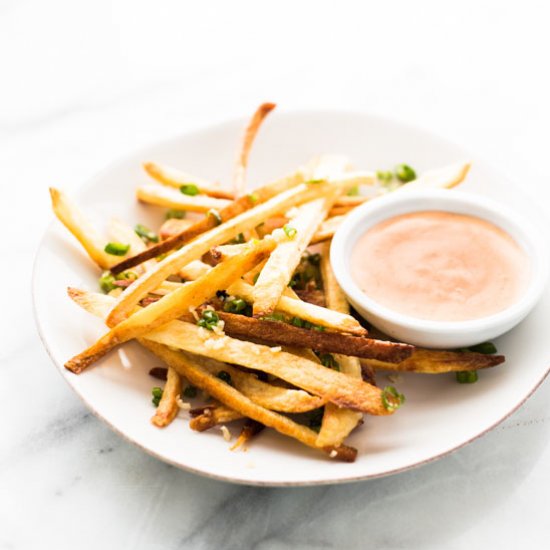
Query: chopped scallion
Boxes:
[
  {"xmin": 381, "ymin": 386, "xmax": 405, "ymax": 411},
  {"xmin": 134, "ymin": 223, "xmax": 159, "ymax": 243},
  {"xmin": 180, "ymin": 184, "xmax": 199, "ymax": 196},
  {"xmin": 395, "ymin": 164, "xmax": 416, "ymax": 183},
  {"xmin": 104, "ymin": 242, "xmax": 130, "ymax": 256},
  {"xmin": 456, "ymin": 371, "xmax": 479, "ymax": 384}
]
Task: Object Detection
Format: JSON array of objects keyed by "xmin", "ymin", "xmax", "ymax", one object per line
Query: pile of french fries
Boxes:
[{"xmin": 50, "ymin": 103, "xmax": 505, "ymax": 462}]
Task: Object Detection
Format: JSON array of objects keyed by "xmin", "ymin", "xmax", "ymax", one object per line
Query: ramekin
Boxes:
[{"xmin": 330, "ymin": 189, "xmax": 549, "ymax": 348}]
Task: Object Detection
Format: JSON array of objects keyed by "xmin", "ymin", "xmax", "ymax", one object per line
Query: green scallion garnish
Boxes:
[
  {"xmin": 223, "ymin": 297, "xmax": 247, "ymax": 313},
  {"xmin": 99, "ymin": 271, "xmax": 116, "ymax": 293},
  {"xmin": 468, "ymin": 342, "xmax": 497, "ymax": 354},
  {"xmin": 319, "ymin": 353, "xmax": 340, "ymax": 371},
  {"xmin": 180, "ymin": 184, "xmax": 199, "ymax": 196},
  {"xmin": 197, "ymin": 309, "xmax": 220, "ymax": 331},
  {"xmin": 283, "ymin": 225, "xmax": 297, "ymax": 239},
  {"xmin": 456, "ymin": 371, "xmax": 479, "ymax": 384},
  {"xmin": 134, "ymin": 223, "xmax": 159, "ymax": 243},
  {"xmin": 395, "ymin": 164, "xmax": 416, "ymax": 183},
  {"xmin": 166, "ymin": 209, "xmax": 186, "ymax": 219},
  {"xmin": 104, "ymin": 242, "xmax": 130, "ymax": 256},
  {"xmin": 382, "ymin": 386, "xmax": 405, "ymax": 411},
  {"xmin": 376, "ymin": 170, "xmax": 394, "ymax": 183},
  {"xmin": 151, "ymin": 386, "xmax": 163, "ymax": 407}
]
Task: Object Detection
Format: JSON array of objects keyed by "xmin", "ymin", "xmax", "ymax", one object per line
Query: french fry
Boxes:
[
  {"xmin": 215, "ymin": 311, "xmax": 413, "ymax": 363},
  {"xmin": 310, "ymin": 215, "xmax": 345, "ymax": 244},
  {"xmin": 328, "ymin": 205, "xmax": 355, "ymax": 217},
  {"xmin": 189, "ymin": 405, "xmax": 243, "ymax": 431},
  {"xmin": 151, "ymin": 367, "xmax": 182, "ymax": 427},
  {"xmin": 395, "ymin": 162, "xmax": 471, "ymax": 193},
  {"xmin": 107, "ymin": 181, "xmax": 335, "ymax": 325},
  {"xmin": 65, "ymin": 238, "xmax": 276, "ymax": 373},
  {"xmin": 227, "ymin": 279, "xmax": 366, "ymax": 335},
  {"xmin": 140, "ymin": 340, "xmax": 357, "ymax": 461},
  {"xmin": 49, "ymin": 187, "xmax": 121, "ymax": 269},
  {"xmin": 143, "ymin": 161, "xmax": 233, "ymax": 199},
  {"xmin": 233, "ymin": 102, "xmax": 276, "ymax": 196},
  {"xmin": 230, "ymin": 420, "xmax": 265, "ymax": 451},
  {"xmin": 178, "ymin": 260, "xmax": 211, "ymax": 281},
  {"xmin": 159, "ymin": 218, "xmax": 195, "ymax": 240},
  {"xmin": 333, "ymin": 195, "xmax": 369, "ymax": 207},
  {"xmin": 361, "ymin": 348, "xmax": 505, "ymax": 373},
  {"xmin": 316, "ymin": 242, "xmax": 363, "ymax": 447},
  {"xmin": 136, "ymin": 184, "xmax": 231, "ymax": 213},
  {"xmin": 253, "ymin": 193, "xmax": 338, "ymax": 317}
]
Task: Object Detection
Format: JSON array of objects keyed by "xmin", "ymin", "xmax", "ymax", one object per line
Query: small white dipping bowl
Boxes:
[{"xmin": 331, "ymin": 189, "xmax": 549, "ymax": 348}]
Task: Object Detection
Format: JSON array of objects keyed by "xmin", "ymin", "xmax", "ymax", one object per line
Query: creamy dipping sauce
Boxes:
[{"xmin": 350, "ymin": 211, "xmax": 529, "ymax": 322}]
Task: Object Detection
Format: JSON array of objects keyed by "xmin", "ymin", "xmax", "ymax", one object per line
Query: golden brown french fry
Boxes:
[
  {"xmin": 361, "ymin": 348, "xmax": 505, "ymax": 373},
  {"xmin": 227, "ymin": 279, "xmax": 366, "ymax": 335},
  {"xmin": 65, "ymin": 238, "xmax": 275, "ymax": 373},
  {"xmin": 151, "ymin": 367, "xmax": 182, "ymax": 427},
  {"xmin": 394, "ymin": 162, "xmax": 471, "ymax": 193},
  {"xmin": 68, "ymin": 289, "xmax": 327, "ymax": 414},
  {"xmin": 136, "ymin": 184, "xmax": 231, "ymax": 213},
  {"xmin": 143, "ymin": 161, "xmax": 234, "ymax": 199},
  {"xmin": 233, "ymin": 102, "xmax": 276, "ymax": 196},
  {"xmin": 333, "ymin": 195, "xmax": 369, "ymax": 207},
  {"xmin": 328, "ymin": 205, "xmax": 355, "ymax": 217},
  {"xmin": 316, "ymin": 242, "xmax": 363, "ymax": 447},
  {"xmin": 178, "ymin": 260, "xmax": 212, "ymax": 280},
  {"xmin": 140, "ymin": 340, "xmax": 357, "ymax": 461},
  {"xmin": 310, "ymin": 215, "xmax": 345, "ymax": 244},
  {"xmin": 253, "ymin": 193, "xmax": 338, "ymax": 317},
  {"xmin": 107, "ymin": 181, "xmax": 336, "ymax": 325},
  {"xmin": 49, "ymin": 187, "xmax": 122, "ymax": 269}
]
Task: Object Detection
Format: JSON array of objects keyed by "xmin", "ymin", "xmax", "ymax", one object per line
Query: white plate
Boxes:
[{"xmin": 33, "ymin": 110, "xmax": 550, "ymax": 486}]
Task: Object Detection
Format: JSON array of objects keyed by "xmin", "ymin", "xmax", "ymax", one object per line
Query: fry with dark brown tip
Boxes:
[
  {"xmin": 151, "ymin": 367, "xmax": 182, "ymax": 428},
  {"xmin": 361, "ymin": 348, "xmax": 505, "ymax": 373},
  {"xmin": 233, "ymin": 102, "xmax": 276, "ymax": 197},
  {"xmin": 216, "ymin": 311, "xmax": 413, "ymax": 363},
  {"xmin": 189, "ymin": 405, "xmax": 243, "ymax": 432},
  {"xmin": 230, "ymin": 420, "xmax": 265, "ymax": 451}
]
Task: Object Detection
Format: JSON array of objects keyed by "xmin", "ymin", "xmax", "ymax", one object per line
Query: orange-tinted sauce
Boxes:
[{"xmin": 351, "ymin": 211, "xmax": 529, "ymax": 321}]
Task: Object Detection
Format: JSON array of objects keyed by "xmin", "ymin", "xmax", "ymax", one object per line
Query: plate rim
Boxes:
[{"xmin": 32, "ymin": 108, "xmax": 550, "ymax": 486}]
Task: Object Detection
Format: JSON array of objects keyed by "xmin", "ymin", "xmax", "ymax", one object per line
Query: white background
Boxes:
[{"xmin": 1, "ymin": 1, "xmax": 549, "ymax": 548}]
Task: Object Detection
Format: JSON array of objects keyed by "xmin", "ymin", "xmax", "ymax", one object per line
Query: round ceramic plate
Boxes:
[{"xmin": 33, "ymin": 110, "xmax": 550, "ymax": 486}]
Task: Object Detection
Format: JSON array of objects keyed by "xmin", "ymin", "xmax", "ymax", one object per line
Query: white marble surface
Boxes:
[{"xmin": 1, "ymin": 0, "xmax": 550, "ymax": 548}]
